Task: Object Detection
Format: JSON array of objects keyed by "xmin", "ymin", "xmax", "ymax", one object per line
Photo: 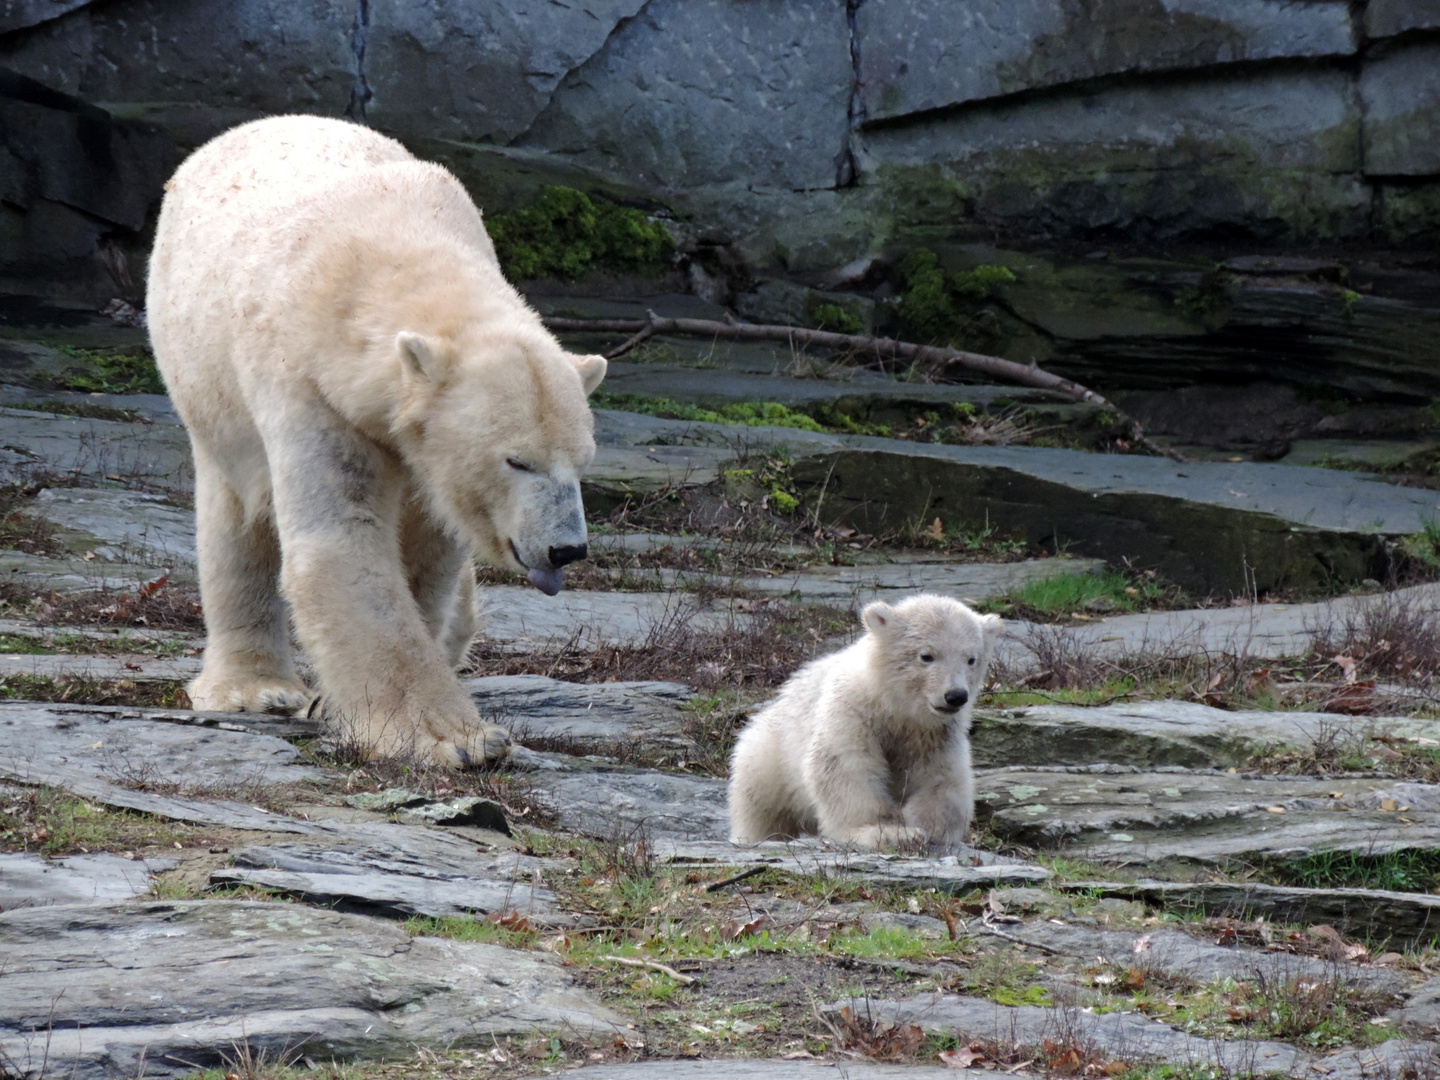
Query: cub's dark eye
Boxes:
[
  {"xmin": 919, "ymin": 653, "xmax": 934, "ymax": 663},
  {"xmin": 968, "ymin": 656, "xmax": 977, "ymax": 665},
  {"xmin": 505, "ymin": 457, "xmax": 532, "ymax": 472}
]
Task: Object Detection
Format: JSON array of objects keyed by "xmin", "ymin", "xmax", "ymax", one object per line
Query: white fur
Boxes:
[
  {"xmin": 147, "ymin": 115, "xmax": 606, "ymax": 766},
  {"xmin": 728, "ymin": 594, "xmax": 1003, "ymax": 849}
]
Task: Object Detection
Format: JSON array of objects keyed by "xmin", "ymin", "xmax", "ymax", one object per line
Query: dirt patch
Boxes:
[{"xmin": 572, "ymin": 952, "xmax": 929, "ymax": 1059}]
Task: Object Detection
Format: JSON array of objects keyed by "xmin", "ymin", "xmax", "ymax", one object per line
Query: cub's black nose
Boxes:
[
  {"xmin": 549, "ymin": 543, "xmax": 588, "ymax": 568},
  {"xmin": 944, "ymin": 688, "xmax": 969, "ymax": 708}
]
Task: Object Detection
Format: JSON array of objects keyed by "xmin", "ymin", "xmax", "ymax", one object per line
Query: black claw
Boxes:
[{"xmin": 453, "ymin": 744, "xmax": 472, "ymax": 767}]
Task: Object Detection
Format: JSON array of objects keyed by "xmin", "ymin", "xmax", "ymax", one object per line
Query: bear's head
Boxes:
[
  {"xmin": 394, "ymin": 325, "xmax": 606, "ymax": 595},
  {"xmin": 861, "ymin": 594, "xmax": 1004, "ymax": 726}
]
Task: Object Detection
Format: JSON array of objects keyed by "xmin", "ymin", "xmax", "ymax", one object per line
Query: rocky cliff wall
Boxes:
[{"xmin": 1, "ymin": 0, "xmax": 1437, "ymax": 290}]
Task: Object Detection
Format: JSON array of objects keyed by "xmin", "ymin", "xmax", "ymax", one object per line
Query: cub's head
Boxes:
[
  {"xmin": 861, "ymin": 594, "xmax": 1004, "ymax": 725},
  {"xmin": 394, "ymin": 325, "xmax": 606, "ymax": 595}
]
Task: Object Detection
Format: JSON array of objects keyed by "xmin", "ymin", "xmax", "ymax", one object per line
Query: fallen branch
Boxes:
[
  {"xmin": 544, "ymin": 311, "xmax": 1184, "ymax": 461},
  {"xmin": 704, "ymin": 865, "xmax": 768, "ymax": 892},
  {"xmin": 602, "ymin": 954, "xmax": 697, "ymax": 985}
]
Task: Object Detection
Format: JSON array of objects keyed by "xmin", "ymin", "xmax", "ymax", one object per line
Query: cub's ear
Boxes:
[
  {"xmin": 572, "ymin": 353, "xmax": 607, "ymax": 397},
  {"xmin": 861, "ymin": 601, "xmax": 896, "ymax": 636},
  {"xmin": 980, "ymin": 612, "xmax": 1005, "ymax": 646},
  {"xmin": 396, "ymin": 332, "xmax": 448, "ymax": 382}
]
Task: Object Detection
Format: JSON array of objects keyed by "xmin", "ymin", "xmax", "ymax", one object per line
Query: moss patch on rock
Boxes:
[
  {"xmin": 488, "ymin": 186, "xmax": 673, "ymax": 281},
  {"xmin": 896, "ymin": 249, "xmax": 1015, "ymax": 344}
]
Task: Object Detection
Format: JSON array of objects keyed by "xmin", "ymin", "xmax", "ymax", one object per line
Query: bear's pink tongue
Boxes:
[{"xmin": 527, "ymin": 566, "xmax": 563, "ymax": 596}]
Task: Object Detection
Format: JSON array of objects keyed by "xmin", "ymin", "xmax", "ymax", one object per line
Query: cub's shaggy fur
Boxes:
[
  {"xmin": 148, "ymin": 115, "xmax": 606, "ymax": 766},
  {"xmin": 729, "ymin": 594, "xmax": 1003, "ymax": 848}
]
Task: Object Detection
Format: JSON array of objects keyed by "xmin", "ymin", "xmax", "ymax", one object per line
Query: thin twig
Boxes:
[
  {"xmin": 543, "ymin": 311, "xmax": 1185, "ymax": 461},
  {"xmin": 704, "ymin": 865, "xmax": 768, "ymax": 892},
  {"xmin": 602, "ymin": 955, "xmax": 697, "ymax": 985},
  {"xmin": 976, "ymin": 921, "xmax": 1066, "ymax": 955}
]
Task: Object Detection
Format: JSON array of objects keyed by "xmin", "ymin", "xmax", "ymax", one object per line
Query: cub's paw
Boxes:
[{"xmin": 188, "ymin": 674, "xmax": 311, "ymax": 715}]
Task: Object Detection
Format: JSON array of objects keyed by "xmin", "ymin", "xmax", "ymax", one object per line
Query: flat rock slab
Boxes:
[
  {"xmin": 468, "ymin": 674, "xmax": 695, "ymax": 752},
  {"xmin": 211, "ymin": 829, "xmax": 572, "ymax": 925},
  {"xmin": 741, "ymin": 558, "xmax": 1103, "ymax": 608},
  {"xmin": 1392, "ymin": 974, "xmax": 1440, "ymax": 1033},
  {"xmin": 576, "ymin": 1064, "xmax": 962, "ymax": 1080},
  {"xmin": 834, "ymin": 994, "xmax": 1434, "ymax": 1078},
  {"xmin": 0, "ymin": 407, "xmax": 193, "ymax": 491},
  {"xmin": 999, "ymin": 581, "xmax": 1440, "ymax": 668},
  {"xmin": 0, "ymin": 900, "xmax": 620, "ymax": 1080},
  {"xmin": 526, "ymin": 762, "xmax": 731, "ymax": 842},
  {"xmin": 999, "ymin": 921, "xmax": 1405, "ymax": 994},
  {"xmin": 0, "ymin": 702, "xmax": 325, "ymax": 832},
  {"xmin": 587, "ymin": 411, "xmax": 1440, "ymax": 592},
  {"xmin": 33, "ymin": 486, "xmax": 197, "ymax": 565},
  {"xmin": 477, "ymin": 585, "xmax": 746, "ymax": 650},
  {"xmin": 602, "ymin": 361, "xmax": 1067, "ymax": 412},
  {"xmin": 972, "ymin": 700, "xmax": 1440, "ymax": 770},
  {"xmin": 0, "ymin": 549, "xmax": 163, "ymax": 592},
  {"xmin": 0, "ymin": 851, "xmax": 176, "ymax": 908},
  {"xmin": 654, "ymin": 839, "xmax": 1050, "ymax": 893},
  {"xmin": 1063, "ymin": 881, "xmax": 1440, "ymax": 947},
  {"xmin": 978, "ymin": 767, "xmax": 1440, "ymax": 868},
  {"xmin": 0, "ymin": 651, "xmax": 201, "ymax": 682}
]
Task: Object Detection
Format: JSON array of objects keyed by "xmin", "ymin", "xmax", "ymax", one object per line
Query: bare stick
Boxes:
[
  {"xmin": 602, "ymin": 955, "xmax": 697, "ymax": 984},
  {"xmin": 976, "ymin": 922, "xmax": 1066, "ymax": 955},
  {"xmin": 704, "ymin": 865, "xmax": 768, "ymax": 892},
  {"xmin": 543, "ymin": 311, "xmax": 1184, "ymax": 461}
]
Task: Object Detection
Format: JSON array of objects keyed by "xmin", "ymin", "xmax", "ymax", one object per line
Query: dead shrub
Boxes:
[
  {"xmin": 1306, "ymin": 592, "xmax": 1440, "ymax": 690},
  {"xmin": 469, "ymin": 594, "xmax": 850, "ymax": 694}
]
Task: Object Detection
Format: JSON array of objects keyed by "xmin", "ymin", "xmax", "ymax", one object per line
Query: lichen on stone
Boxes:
[{"xmin": 487, "ymin": 186, "xmax": 673, "ymax": 281}]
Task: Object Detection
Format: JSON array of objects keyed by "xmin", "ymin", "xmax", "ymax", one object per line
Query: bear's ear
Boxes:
[
  {"xmin": 980, "ymin": 613, "xmax": 1005, "ymax": 647},
  {"xmin": 861, "ymin": 601, "xmax": 896, "ymax": 636},
  {"xmin": 396, "ymin": 331, "xmax": 448, "ymax": 382},
  {"xmin": 572, "ymin": 353, "xmax": 607, "ymax": 397}
]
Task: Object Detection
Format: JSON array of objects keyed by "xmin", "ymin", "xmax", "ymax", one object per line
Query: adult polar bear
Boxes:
[{"xmin": 148, "ymin": 115, "xmax": 606, "ymax": 766}]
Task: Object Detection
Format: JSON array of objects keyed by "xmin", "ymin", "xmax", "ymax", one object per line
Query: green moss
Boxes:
[
  {"xmin": 769, "ymin": 487, "xmax": 799, "ymax": 513},
  {"xmin": 590, "ymin": 392, "xmax": 825, "ymax": 432},
  {"xmin": 896, "ymin": 249, "xmax": 959, "ymax": 343},
  {"xmin": 487, "ymin": 185, "xmax": 672, "ymax": 281},
  {"xmin": 952, "ymin": 263, "xmax": 1015, "ymax": 298},
  {"xmin": 55, "ymin": 347, "xmax": 166, "ymax": 395},
  {"xmin": 810, "ymin": 302, "xmax": 863, "ymax": 335},
  {"xmin": 896, "ymin": 249, "xmax": 1017, "ymax": 344}
]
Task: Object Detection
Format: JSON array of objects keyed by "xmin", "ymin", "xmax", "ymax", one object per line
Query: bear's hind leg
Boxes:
[{"xmin": 187, "ymin": 451, "xmax": 309, "ymax": 715}]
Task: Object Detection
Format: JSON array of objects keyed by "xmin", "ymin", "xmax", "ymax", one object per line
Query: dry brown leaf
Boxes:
[{"xmin": 941, "ymin": 1046, "xmax": 987, "ymax": 1069}]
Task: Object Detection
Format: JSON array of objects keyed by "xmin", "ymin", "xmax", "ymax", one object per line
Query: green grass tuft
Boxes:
[{"xmin": 56, "ymin": 346, "xmax": 166, "ymax": 395}]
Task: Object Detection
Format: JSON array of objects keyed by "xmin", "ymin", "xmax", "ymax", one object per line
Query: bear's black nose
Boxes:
[
  {"xmin": 549, "ymin": 543, "xmax": 588, "ymax": 568},
  {"xmin": 944, "ymin": 688, "xmax": 969, "ymax": 708}
]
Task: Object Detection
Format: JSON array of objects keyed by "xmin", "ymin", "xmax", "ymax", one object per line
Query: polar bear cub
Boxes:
[
  {"xmin": 729, "ymin": 594, "xmax": 1003, "ymax": 849},
  {"xmin": 148, "ymin": 115, "xmax": 607, "ymax": 767}
]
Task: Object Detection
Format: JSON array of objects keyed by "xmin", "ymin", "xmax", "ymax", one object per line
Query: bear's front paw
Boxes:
[
  {"xmin": 435, "ymin": 721, "xmax": 512, "ymax": 768},
  {"xmin": 345, "ymin": 713, "xmax": 511, "ymax": 768},
  {"xmin": 841, "ymin": 823, "xmax": 926, "ymax": 850},
  {"xmin": 189, "ymin": 675, "xmax": 311, "ymax": 716}
]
